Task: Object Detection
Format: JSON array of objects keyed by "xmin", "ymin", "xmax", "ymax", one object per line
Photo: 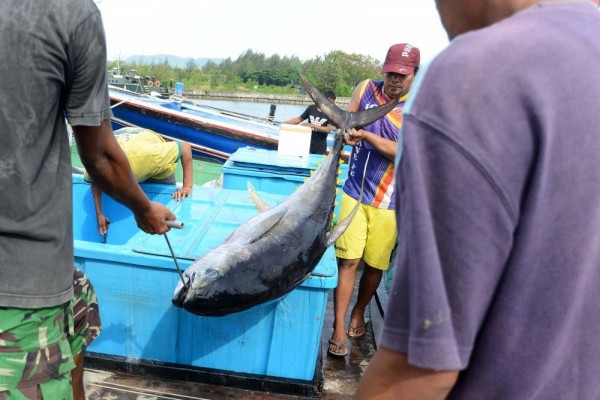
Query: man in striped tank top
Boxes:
[{"xmin": 329, "ymin": 43, "xmax": 420, "ymax": 357}]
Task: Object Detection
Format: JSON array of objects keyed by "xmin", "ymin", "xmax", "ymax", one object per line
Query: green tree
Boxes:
[
  {"xmin": 185, "ymin": 59, "xmax": 198, "ymax": 76},
  {"xmin": 107, "ymin": 48, "xmax": 384, "ymax": 95},
  {"xmin": 208, "ymin": 70, "xmax": 226, "ymax": 89}
]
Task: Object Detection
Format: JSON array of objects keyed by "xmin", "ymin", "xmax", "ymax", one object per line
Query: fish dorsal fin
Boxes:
[
  {"xmin": 226, "ymin": 207, "xmax": 288, "ymax": 244},
  {"xmin": 247, "ymin": 181, "xmax": 271, "ymax": 213}
]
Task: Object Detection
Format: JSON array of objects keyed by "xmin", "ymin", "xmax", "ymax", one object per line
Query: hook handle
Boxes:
[{"xmin": 166, "ymin": 220, "xmax": 184, "ymax": 229}]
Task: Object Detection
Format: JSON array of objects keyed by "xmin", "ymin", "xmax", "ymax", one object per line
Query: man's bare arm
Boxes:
[
  {"xmin": 173, "ymin": 141, "xmax": 193, "ymax": 201},
  {"xmin": 343, "ymin": 81, "xmax": 397, "ymax": 160},
  {"xmin": 73, "ymin": 120, "xmax": 175, "ymax": 234},
  {"xmin": 357, "ymin": 348, "xmax": 458, "ymax": 400},
  {"xmin": 343, "ymin": 128, "xmax": 398, "ymax": 160},
  {"xmin": 90, "ymin": 182, "xmax": 110, "ymax": 237}
]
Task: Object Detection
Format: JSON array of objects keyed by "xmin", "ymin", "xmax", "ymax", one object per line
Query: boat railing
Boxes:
[
  {"xmin": 109, "ymin": 85, "xmax": 280, "ymax": 128},
  {"xmin": 182, "ymin": 100, "xmax": 274, "ymax": 124}
]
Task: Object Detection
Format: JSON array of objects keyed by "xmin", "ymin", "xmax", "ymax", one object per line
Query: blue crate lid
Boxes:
[
  {"xmin": 131, "ymin": 187, "xmax": 337, "ymax": 287},
  {"xmin": 228, "ymin": 147, "xmax": 329, "ymax": 176}
]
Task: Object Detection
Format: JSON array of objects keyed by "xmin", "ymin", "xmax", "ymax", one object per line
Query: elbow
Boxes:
[
  {"xmin": 426, "ymin": 370, "xmax": 459, "ymax": 394},
  {"xmin": 180, "ymin": 141, "xmax": 192, "ymax": 156},
  {"xmin": 80, "ymin": 153, "xmax": 107, "ymax": 179}
]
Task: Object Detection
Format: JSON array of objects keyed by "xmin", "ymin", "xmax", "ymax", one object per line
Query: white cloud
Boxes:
[{"xmin": 97, "ymin": 0, "xmax": 448, "ymax": 64}]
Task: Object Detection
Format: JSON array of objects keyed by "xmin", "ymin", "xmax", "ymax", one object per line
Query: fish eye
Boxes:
[{"xmin": 205, "ymin": 269, "xmax": 219, "ymax": 280}]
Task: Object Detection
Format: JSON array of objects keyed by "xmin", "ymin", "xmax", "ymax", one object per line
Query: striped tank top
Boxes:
[{"xmin": 343, "ymin": 79, "xmax": 406, "ymax": 209}]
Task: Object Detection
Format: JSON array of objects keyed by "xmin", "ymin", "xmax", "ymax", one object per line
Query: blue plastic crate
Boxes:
[
  {"xmin": 223, "ymin": 147, "xmax": 348, "ymax": 222},
  {"xmin": 72, "ymin": 175, "xmax": 337, "ymax": 382}
]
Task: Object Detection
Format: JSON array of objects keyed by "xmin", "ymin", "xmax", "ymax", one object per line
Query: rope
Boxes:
[{"xmin": 111, "ymin": 99, "xmax": 129, "ymax": 109}]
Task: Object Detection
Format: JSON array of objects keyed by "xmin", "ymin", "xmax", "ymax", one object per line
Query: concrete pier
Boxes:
[{"xmin": 179, "ymin": 89, "xmax": 350, "ymax": 107}]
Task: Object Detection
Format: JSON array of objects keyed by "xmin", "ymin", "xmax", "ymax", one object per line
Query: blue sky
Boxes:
[{"xmin": 96, "ymin": 0, "xmax": 449, "ymax": 65}]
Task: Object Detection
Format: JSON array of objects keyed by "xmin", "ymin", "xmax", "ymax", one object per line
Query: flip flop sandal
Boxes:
[
  {"xmin": 347, "ymin": 322, "xmax": 368, "ymax": 338},
  {"xmin": 328, "ymin": 338, "xmax": 348, "ymax": 357}
]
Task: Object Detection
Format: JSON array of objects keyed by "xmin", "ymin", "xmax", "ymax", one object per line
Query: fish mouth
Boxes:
[{"xmin": 172, "ymin": 280, "xmax": 190, "ymax": 308}]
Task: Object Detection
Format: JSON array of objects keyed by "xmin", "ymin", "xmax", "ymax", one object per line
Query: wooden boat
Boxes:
[
  {"xmin": 109, "ymin": 86, "xmax": 279, "ymax": 162},
  {"xmin": 107, "ymin": 68, "xmax": 170, "ymax": 96}
]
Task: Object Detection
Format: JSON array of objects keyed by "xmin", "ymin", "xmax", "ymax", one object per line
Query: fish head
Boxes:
[{"xmin": 172, "ymin": 246, "xmax": 254, "ymax": 315}]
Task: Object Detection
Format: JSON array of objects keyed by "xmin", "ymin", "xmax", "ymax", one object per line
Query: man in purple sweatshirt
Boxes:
[{"xmin": 358, "ymin": 0, "xmax": 600, "ymax": 399}]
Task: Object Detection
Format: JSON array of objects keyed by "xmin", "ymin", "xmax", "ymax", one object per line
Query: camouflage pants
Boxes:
[{"xmin": 0, "ymin": 268, "xmax": 101, "ymax": 399}]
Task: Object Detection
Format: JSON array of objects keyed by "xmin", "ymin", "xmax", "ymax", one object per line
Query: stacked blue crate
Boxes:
[{"xmin": 72, "ymin": 175, "xmax": 337, "ymax": 383}]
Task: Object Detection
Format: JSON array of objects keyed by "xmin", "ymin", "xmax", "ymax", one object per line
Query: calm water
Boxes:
[{"xmin": 196, "ymin": 99, "xmax": 307, "ymax": 123}]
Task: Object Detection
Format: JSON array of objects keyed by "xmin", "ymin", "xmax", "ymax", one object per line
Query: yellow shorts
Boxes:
[{"xmin": 334, "ymin": 192, "xmax": 397, "ymax": 270}]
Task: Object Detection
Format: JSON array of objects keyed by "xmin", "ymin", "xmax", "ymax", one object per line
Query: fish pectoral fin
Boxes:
[
  {"xmin": 326, "ymin": 195, "xmax": 362, "ymax": 247},
  {"xmin": 247, "ymin": 181, "xmax": 271, "ymax": 213},
  {"xmin": 326, "ymin": 159, "xmax": 366, "ymax": 247},
  {"xmin": 245, "ymin": 208, "xmax": 288, "ymax": 244}
]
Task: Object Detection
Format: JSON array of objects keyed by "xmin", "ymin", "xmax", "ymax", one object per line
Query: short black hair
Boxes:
[{"xmin": 324, "ymin": 90, "xmax": 336, "ymax": 100}]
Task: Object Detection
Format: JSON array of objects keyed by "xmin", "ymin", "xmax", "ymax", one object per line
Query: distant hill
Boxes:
[{"xmin": 123, "ymin": 54, "xmax": 224, "ymax": 69}]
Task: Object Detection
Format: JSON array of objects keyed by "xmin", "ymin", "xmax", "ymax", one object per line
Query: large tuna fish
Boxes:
[{"xmin": 172, "ymin": 76, "xmax": 399, "ymax": 316}]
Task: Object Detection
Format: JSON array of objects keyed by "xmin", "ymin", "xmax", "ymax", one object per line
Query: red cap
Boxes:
[{"xmin": 382, "ymin": 43, "xmax": 420, "ymax": 75}]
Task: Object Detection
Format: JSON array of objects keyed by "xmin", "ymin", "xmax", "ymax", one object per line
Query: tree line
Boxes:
[{"xmin": 107, "ymin": 49, "xmax": 384, "ymax": 97}]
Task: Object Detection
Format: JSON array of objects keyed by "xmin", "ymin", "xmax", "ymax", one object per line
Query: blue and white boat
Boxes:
[{"xmin": 109, "ymin": 86, "xmax": 280, "ymax": 162}]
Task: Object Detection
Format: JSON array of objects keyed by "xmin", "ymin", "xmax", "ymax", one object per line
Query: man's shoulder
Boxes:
[
  {"xmin": 359, "ymin": 80, "xmax": 383, "ymax": 98},
  {"xmin": 360, "ymin": 79, "xmax": 382, "ymax": 92},
  {"xmin": 306, "ymin": 104, "xmax": 320, "ymax": 113},
  {"xmin": 14, "ymin": 0, "xmax": 100, "ymax": 31},
  {"xmin": 2, "ymin": 0, "xmax": 101, "ymax": 48}
]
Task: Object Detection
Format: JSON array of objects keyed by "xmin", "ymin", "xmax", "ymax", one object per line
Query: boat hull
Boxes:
[{"xmin": 109, "ymin": 87, "xmax": 279, "ymax": 162}]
